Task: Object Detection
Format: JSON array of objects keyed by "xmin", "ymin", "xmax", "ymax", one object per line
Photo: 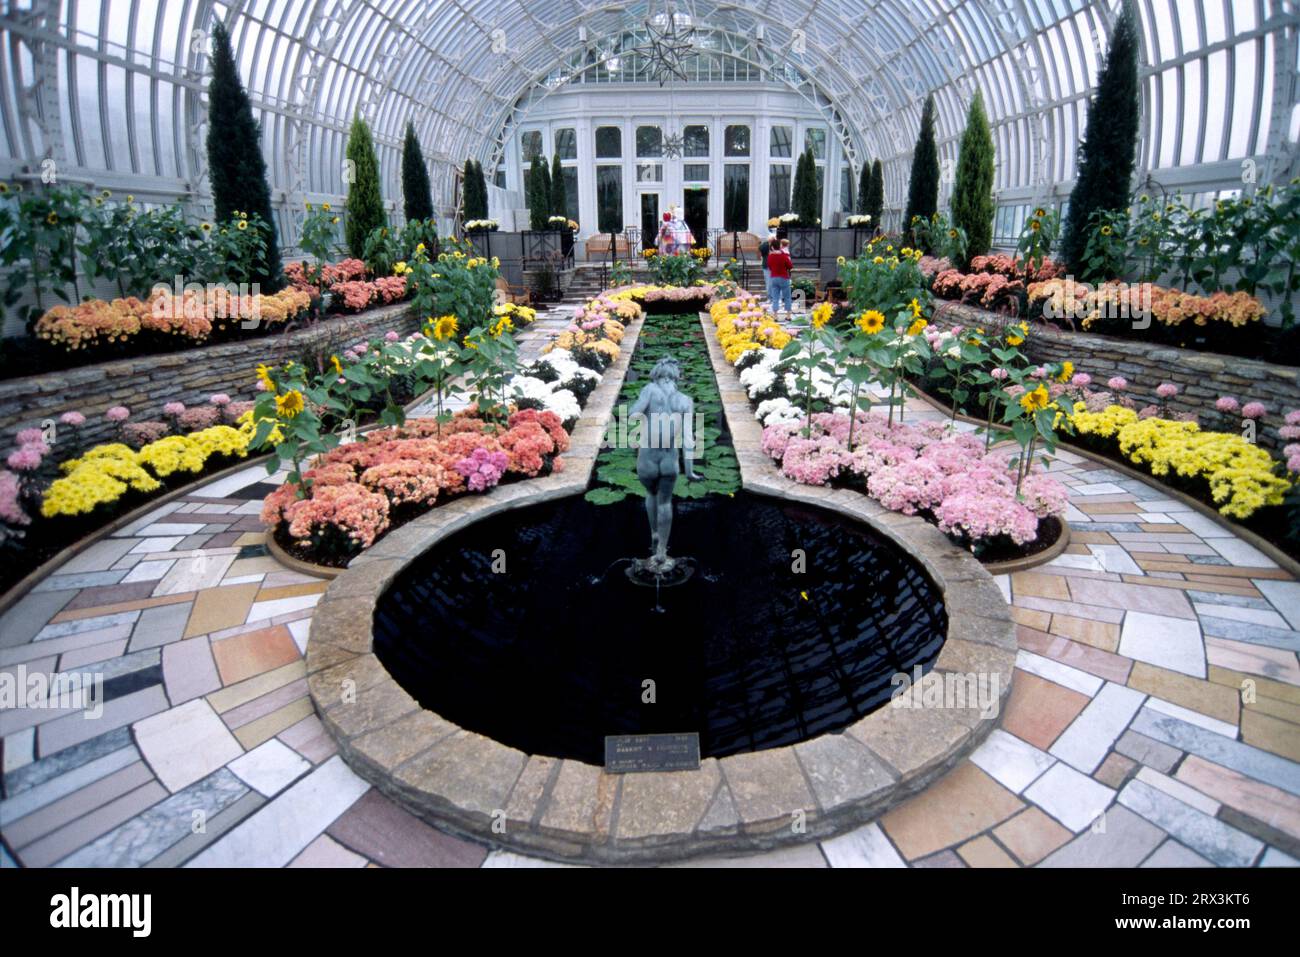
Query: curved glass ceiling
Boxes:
[{"xmin": 1, "ymin": 0, "xmax": 1296, "ymax": 227}]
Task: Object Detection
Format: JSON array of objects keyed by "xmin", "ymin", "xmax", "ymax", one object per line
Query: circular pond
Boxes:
[{"xmin": 373, "ymin": 491, "xmax": 948, "ymax": 765}]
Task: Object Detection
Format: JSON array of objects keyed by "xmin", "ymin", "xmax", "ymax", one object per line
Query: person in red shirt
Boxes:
[{"xmin": 767, "ymin": 239, "xmax": 793, "ymax": 317}]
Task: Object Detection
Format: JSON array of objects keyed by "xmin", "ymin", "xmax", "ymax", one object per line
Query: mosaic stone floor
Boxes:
[{"xmin": 1, "ymin": 309, "xmax": 1298, "ymax": 867}]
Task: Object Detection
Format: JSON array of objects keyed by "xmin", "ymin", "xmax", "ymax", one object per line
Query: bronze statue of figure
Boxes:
[{"xmin": 629, "ymin": 357, "xmax": 701, "ymax": 570}]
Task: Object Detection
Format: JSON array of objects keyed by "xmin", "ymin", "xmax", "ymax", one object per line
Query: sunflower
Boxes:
[
  {"xmin": 856, "ymin": 310, "xmax": 886, "ymax": 335},
  {"xmin": 432, "ymin": 315, "xmax": 458, "ymax": 341},
  {"xmin": 1034, "ymin": 207, "xmax": 1047, "ymax": 218},
  {"xmin": 1057, "ymin": 361, "xmax": 1074, "ymax": 383},
  {"xmin": 200, "ymin": 222, "xmax": 213, "ymax": 233},
  {"xmin": 275, "ymin": 390, "xmax": 305, "ymax": 418},
  {"xmin": 45, "ymin": 212, "xmax": 58, "ymax": 225},
  {"xmin": 910, "ymin": 298, "xmax": 923, "ymax": 320},
  {"xmin": 237, "ymin": 219, "xmax": 248, "ymax": 231},
  {"xmin": 907, "ymin": 318, "xmax": 928, "ymax": 336},
  {"xmin": 1029, "ymin": 219, "xmax": 1041, "ymax": 232},
  {"xmin": 490, "ymin": 316, "xmax": 514, "ymax": 338},
  {"xmin": 322, "ymin": 203, "xmax": 331, "ymax": 212},
  {"xmin": 1019, "ymin": 385, "xmax": 1050, "ymax": 414},
  {"xmin": 811, "ymin": 302, "xmax": 834, "ymax": 329},
  {"xmin": 255, "ymin": 363, "xmax": 275, "ymax": 392},
  {"xmin": 1006, "ymin": 332, "xmax": 1025, "ymax": 346},
  {"xmin": 1100, "ymin": 225, "xmax": 1113, "ymax": 237}
]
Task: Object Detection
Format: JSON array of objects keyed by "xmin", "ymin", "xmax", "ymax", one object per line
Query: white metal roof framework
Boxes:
[{"xmin": 1, "ymin": 0, "xmax": 1297, "ymax": 236}]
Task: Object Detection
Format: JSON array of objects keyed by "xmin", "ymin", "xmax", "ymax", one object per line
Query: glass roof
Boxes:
[{"xmin": 1, "ymin": 0, "xmax": 1295, "ymax": 224}]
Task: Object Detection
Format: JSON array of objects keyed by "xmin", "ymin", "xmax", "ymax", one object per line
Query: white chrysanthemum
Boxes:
[
  {"xmin": 508, "ymin": 376, "xmax": 552, "ymax": 401},
  {"xmin": 739, "ymin": 365, "xmax": 776, "ymax": 399},
  {"xmin": 543, "ymin": 389, "xmax": 582, "ymax": 422},
  {"xmin": 756, "ymin": 398, "xmax": 800, "ymax": 425}
]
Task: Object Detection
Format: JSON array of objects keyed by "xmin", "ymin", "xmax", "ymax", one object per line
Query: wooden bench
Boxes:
[{"xmin": 584, "ymin": 234, "xmax": 632, "ymax": 261}]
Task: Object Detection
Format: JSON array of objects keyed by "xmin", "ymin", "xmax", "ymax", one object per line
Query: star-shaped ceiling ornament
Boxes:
[
  {"xmin": 633, "ymin": 10, "xmax": 695, "ymax": 86},
  {"xmin": 661, "ymin": 130, "xmax": 685, "ymax": 158}
]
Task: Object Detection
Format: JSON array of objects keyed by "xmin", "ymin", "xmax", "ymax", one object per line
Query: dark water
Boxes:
[{"xmin": 373, "ymin": 492, "xmax": 947, "ymax": 764}]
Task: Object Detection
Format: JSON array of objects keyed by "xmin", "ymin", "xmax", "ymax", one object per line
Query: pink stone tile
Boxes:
[
  {"xmin": 221, "ymin": 677, "xmax": 310, "ymax": 730},
  {"xmin": 163, "ymin": 637, "xmax": 222, "ymax": 704},
  {"xmin": 326, "ymin": 789, "xmax": 487, "ymax": 868},
  {"xmin": 1016, "ymin": 626, "xmax": 1134, "ymax": 684},
  {"xmin": 17, "ymin": 781, "xmax": 167, "ymax": 867},
  {"xmin": 1066, "ymin": 576, "xmax": 1194, "ymax": 619},
  {"xmin": 5, "ymin": 761, "xmax": 154, "ymax": 849},
  {"xmin": 289, "ymin": 833, "xmax": 369, "ymax": 868},
  {"xmin": 278, "ymin": 714, "xmax": 338, "ymax": 764}
]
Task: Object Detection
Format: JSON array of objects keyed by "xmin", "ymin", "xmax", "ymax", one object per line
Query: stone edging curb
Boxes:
[{"xmin": 305, "ymin": 311, "xmax": 1015, "ymax": 865}]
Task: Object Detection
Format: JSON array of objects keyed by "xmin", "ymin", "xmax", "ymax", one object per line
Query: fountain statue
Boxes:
[{"xmin": 628, "ymin": 356, "xmax": 701, "ymax": 581}]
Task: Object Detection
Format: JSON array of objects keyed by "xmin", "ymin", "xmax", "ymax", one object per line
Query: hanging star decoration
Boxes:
[
  {"xmin": 661, "ymin": 130, "xmax": 685, "ymax": 158},
  {"xmin": 633, "ymin": 12, "xmax": 695, "ymax": 86}
]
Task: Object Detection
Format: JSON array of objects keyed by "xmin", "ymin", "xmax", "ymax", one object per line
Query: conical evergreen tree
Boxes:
[
  {"xmin": 856, "ymin": 162, "xmax": 872, "ymax": 216},
  {"xmin": 903, "ymin": 94, "xmax": 940, "ymax": 235},
  {"xmin": 867, "ymin": 160, "xmax": 885, "ymax": 230},
  {"xmin": 550, "ymin": 153, "xmax": 567, "ymax": 221},
  {"xmin": 344, "ymin": 115, "xmax": 386, "ymax": 258},
  {"xmin": 951, "ymin": 91, "xmax": 996, "ymax": 265},
  {"xmin": 1061, "ymin": 0, "xmax": 1141, "ymax": 275},
  {"xmin": 401, "ymin": 122, "xmax": 433, "ymax": 223},
  {"xmin": 792, "ymin": 148, "xmax": 821, "ymax": 224},
  {"xmin": 462, "ymin": 159, "xmax": 486, "ymax": 221},
  {"xmin": 206, "ymin": 21, "xmax": 281, "ymax": 288},
  {"xmin": 527, "ymin": 154, "xmax": 550, "ymax": 230}
]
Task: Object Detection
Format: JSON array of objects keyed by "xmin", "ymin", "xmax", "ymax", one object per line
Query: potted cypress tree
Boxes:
[{"xmin": 786, "ymin": 147, "xmax": 823, "ymax": 263}]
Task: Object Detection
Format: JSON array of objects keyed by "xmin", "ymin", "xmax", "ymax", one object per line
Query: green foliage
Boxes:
[
  {"xmin": 1061, "ymin": 0, "xmax": 1141, "ymax": 275},
  {"xmin": 462, "ymin": 159, "xmax": 489, "ymax": 221},
  {"xmin": 527, "ymin": 154, "xmax": 551, "ymax": 231},
  {"xmin": 838, "ymin": 238, "xmax": 933, "ymax": 321},
  {"xmin": 1080, "ymin": 207, "xmax": 1132, "ymax": 281},
  {"xmin": 585, "ymin": 312, "xmax": 739, "ymax": 505},
  {"xmin": 550, "ymin": 154, "xmax": 566, "ymax": 219},
  {"xmin": 951, "ymin": 91, "xmax": 995, "ymax": 266},
  {"xmin": 792, "ymin": 148, "xmax": 821, "ymax": 225},
  {"xmin": 904, "ymin": 94, "xmax": 940, "ymax": 239},
  {"xmin": 344, "ymin": 115, "xmax": 387, "ymax": 259},
  {"xmin": 856, "ymin": 162, "xmax": 872, "ymax": 216},
  {"xmin": 723, "ymin": 171, "xmax": 748, "ymax": 233},
  {"xmin": 647, "ymin": 251, "xmax": 705, "ymax": 287},
  {"xmin": 205, "ymin": 22, "xmax": 281, "ymax": 289},
  {"xmin": 597, "ymin": 171, "xmax": 622, "ymax": 236},
  {"xmin": 1015, "ymin": 205, "xmax": 1061, "ymax": 274},
  {"xmin": 914, "ymin": 212, "xmax": 968, "ymax": 266},
  {"xmin": 401, "ymin": 122, "xmax": 434, "ymax": 223},
  {"xmin": 867, "ymin": 160, "xmax": 885, "ymax": 230},
  {"xmin": 298, "ymin": 204, "xmax": 341, "ymax": 289}
]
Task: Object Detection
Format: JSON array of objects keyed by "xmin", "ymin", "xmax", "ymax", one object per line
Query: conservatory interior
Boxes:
[{"xmin": 0, "ymin": 0, "xmax": 1298, "ymax": 872}]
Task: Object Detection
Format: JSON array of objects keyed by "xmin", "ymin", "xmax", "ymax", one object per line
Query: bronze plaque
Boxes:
[{"xmin": 604, "ymin": 733, "xmax": 701, "ymax": 773}]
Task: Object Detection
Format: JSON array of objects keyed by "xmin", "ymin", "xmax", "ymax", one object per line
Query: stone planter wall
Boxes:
[
  {"xmin": 0, "ymin": 301, "xmax": 420, "ymax": 450},
  {"xmin": 932, "ymin": 301, "xmax": 1300, "ymax": 453}
]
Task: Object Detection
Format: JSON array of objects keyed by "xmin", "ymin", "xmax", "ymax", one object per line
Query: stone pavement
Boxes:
[{"xmin": 2, "ymin": 309, "xmax": 1298, "ymax": 866}]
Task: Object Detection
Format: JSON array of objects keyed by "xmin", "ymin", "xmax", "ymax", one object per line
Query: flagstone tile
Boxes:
[
  {"xmin": 220, "ymin": 677, "xmax": 309, "ymax": 729},
  {"xmin": 1017, "ymin": 627, "xmax": 1132, "ymax": 684},
  {"xmin": 1194, "ymin": 603, "xmax": 1288, "ymax": 628},
  {"xmin": 127, "ymin": 601, "xmax": 193, "ymax": 651},
  {"xmin": 20, "ymin": 781, "xmax": 168, "ymax": 867},
  {"xmin": 957, "ymin": 835, "xmax": 1017, "ymax": 868},
  {"xmin": 0, "ymin": 744, "xmax": 138, "ymax": 822},
  {"xmin": 1207, "ymin": 538, "xmax": 1278, "ymax": 569},
  {"xmin": 820, "ymin": 821, "xmax": 907, "ymax": 868},
  {"xmin": 233, "ymin": 697, "xmax": 314, "ymax": 750},
  {"xmin": 1038, "ymin": 804, "xmax": 1165, "ymax": 867},
  {"xmin": 1068, "ymin": 577, "xmax": 1194, "ymax": 618},
  {"xmin": 134, "ymin": 699, "xmax": 243, "ymax": 793},
  {"xmin": 56, "ymin": 538, "xmax": 142, "ymax": 574},
  {"xmin": 326, "ymin": 788, "xmax": 488, "ymax": 868},
  {"xmin": 1117, "ymin": 779, "xmax": 1262, "ymax": 867},
  {"xmin": 1119, "ymin": 611, "xmax": 1206, "ymax": 678},
  {"xmin": 1001, "ymin": 669, "xmax": 1091, "ymax": 750},
  {"xmin": 880, "ymin": 763, "xmax": 1023, "ymax": 861},
  {"xmin": 1094, "ymin": 752, "xmax": 1136, "ymax": 788},
  {"xmin": 1240, "ymin": 709, "xmax": 1300, "ymax": 763},
  {"xmin": 128, "ymin": 536, "xmax": 185, "ymax": 555},
  {"xmin": 255, "ymin": 581, "xmax": 329, "ymax": 602},
  {"xmin": 245, "ymin": 593, "xmax": 322, "ymax": 623},
  {"xmin": 210, "ymin": 624, "xmax": 301, "ymax": 685},
  {"xmin": 1175, "ymin": 755, "xmax": 1300, "ymax": 842},
  {"xmin": 1011, "ymin": 572, "xmax": 1071, "ymax": 601},
  {"xmin": 228, "ymin": 738, "xmax": 312, "ymax": 797},
  {"xmin": 1049, "ymin": 614, "xmax": 1120, "ymax": 652},
  {"xmin": 1010, "ymin": 607, "xmax": 1052, "ymax": 630},
  {"xmin": 206, "ymin": 660, "xmax": 306, "ymax": 714},
  {"xmin": 1126, "ymin": 662, "xmax": 1240, "ymax": 726},
  {"xmin": 1205, "ymin": 637, "xmax": 1300, "ymax": 685},
  {"xmin": 1015, "ymin": 595, "xmax": 1126, "ymax": 624},
  {"xmin": 289, "ymin": 834, "xmax": 369, "ymax": 868},
  {"xmin": 183, "ymin": 582, "xmax": 261, "ymax": 639},
  {"xmin": 120, "ymin": 559, "xmax": 177, "ymax": 584},
  {"xmin": 1049, "ymin": 682, "xmax": 1146, "ymax": 773},
  {"xmin": 1014, "ymin": 649, "xmax": 1104, "ymax": 696},
  {"xmin": 59, "ymin": 768, "xmax": 250, "ymax": 867},
  {"xmin": 186, "ymin": 755, "xmax": 369, "ymax": 868},
  {"xmin": 969, "ymin": 728, "xmax": 1056, "ymax": 794},
  {"xmin": 37, "ymin": 684, "xmax": 169, "ymax": 756},
  {"xmin": 992, "ymin": 806, "xmax": 1072, "ymax": 865},
  {"xmin": 3, "ymin": 726, "xmax": 35, "ymax": 773},
  {"xmin": 1208, "ymin": 666, "xmax": 1300, "ymax": 703},
  {"xmin": 1131, "ymin": 708, "xmax": 1300, "ymax": 797},
  {"xmin": 3, "ymin": 761, "xmax": 154, "ymax": 850},
  {"xmin": 154, "ymin": 554, "xmax": 236, "ymax": 596},
  {"xmin": 1134, "ymin": 767, "xmax": 1220, "ymax": 815},
  {"xmin": 1113, "ymin": 729, "xmax": 1182, "ymax": 773},
  {"xmin": 162, "ymin": 637, "xmax": 220, "ymax": 704},
  {"xmin": 1024, "ymin": 762, "xmax": 1116, "ymax": 832},
  {"xmin": 277, "ymin": 713, "xmax": 338, "ymax": 764}
]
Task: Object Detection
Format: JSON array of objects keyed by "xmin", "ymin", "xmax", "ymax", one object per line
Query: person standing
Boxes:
[
  {"xmin": 768, "ymin": 239, "xmax": 793, "ymax": 318},
  {"xmin": 759, "ymin": 232, "xmax": 777, "ymax": 306}
]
